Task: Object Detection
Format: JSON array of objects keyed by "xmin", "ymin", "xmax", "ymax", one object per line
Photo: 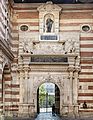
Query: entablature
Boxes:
[{"xmin": 19, "ymin": 53, "xmax": 78, "ymax": 65}]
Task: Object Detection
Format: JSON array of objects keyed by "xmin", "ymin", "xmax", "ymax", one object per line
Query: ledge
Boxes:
[
  {"xmin": 20, "ymin": 53, "xmax": 78, "ymax": 57},
  {"xmin": 30, "ymin": 62, "xmax": 69, "ymax": 65}
]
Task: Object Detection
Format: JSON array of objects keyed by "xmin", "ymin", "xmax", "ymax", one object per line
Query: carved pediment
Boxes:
[{"xmin": 37, "ymin": 1, "xmax": 62, "ymax": 12}]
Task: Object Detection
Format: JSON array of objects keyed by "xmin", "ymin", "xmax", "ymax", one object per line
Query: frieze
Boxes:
[{"xmin": 33, "ymin": 43, "xmax": 64, "ymax": 54}]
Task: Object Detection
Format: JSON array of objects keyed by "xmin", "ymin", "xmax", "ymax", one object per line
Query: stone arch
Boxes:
[
  {"xmin": 37, "ymin": 82, "xmax": 60, "ymax": 114},
  {"xmin": 33, "ymin": 74, "xmax": 63, "ymax": 94},
  {"xmin": 44, "ymin": 14, "xmax": 54, "ymax": 33},
  {"xmin": 37, "ymin": 81, "xmax": 60, "ymax": 93}
]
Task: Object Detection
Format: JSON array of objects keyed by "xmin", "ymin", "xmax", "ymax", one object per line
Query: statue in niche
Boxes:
[{"xmin": 46, "ymin": 17, "xmax": 54, "ymax": 32}]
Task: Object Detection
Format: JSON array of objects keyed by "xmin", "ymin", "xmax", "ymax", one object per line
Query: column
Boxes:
[
  {"xmin": 68, "ymin": 67, "xmax": 74, "ymax": 105},
  {"xmin": 18, "ymin": 65, "xmax": 24, "ymax": 116},
  {"xmin": 73, "ymin": 70, "xmax": 78, "ymax": 105},
  {"xmin": 73, "ymin": 67, "xmax": 80, "ymax": 115},
  {"xmin": 24, "ymin": 66, "xmax": 29, "ymax": 103},
  {"xmin": 68, "ymin": 66, "xmax": 74, "ymax": 115},
  {"xmin": 19, "ymin": 71, "xmax": 24, "ymax": 102}
]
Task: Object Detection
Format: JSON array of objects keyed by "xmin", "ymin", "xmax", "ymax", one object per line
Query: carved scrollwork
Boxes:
[
  {"xmin": 33, "ymin": 74, "xmax": 64, "ymax": 93},
  {"xmin": 64, "ymin": 39, "xmax": 77, "ymax": 54}
]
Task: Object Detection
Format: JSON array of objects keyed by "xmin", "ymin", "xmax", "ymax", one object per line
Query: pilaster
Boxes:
[
  {"xmin": 18, "ymin": 65, "xmax": 24, "ymax": 104},
  {"xmin": 23, "ymin": 65, "xmax": 30, "ymax": 103},
  {"xmin": 72, "ymin": 67, "xmax": 80, "ymax": 116},
  {"xmin": 73, "ymin": 67, "xmax": 80, "ymax": 105}
]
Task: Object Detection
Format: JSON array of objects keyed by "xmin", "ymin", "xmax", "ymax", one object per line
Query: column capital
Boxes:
[
  {"xmin": 68, "ymin": 66, "xmax": 75, "ymax": 72},
  {"xmin": 23, "ymin": 65, "xmax": 30, "ymax": 71},
  {"xmin": 18, "ymin": 64, "xmax": 23, "ymax": 72},
  {"xmin": 74, "ymin": 66, "xmax": 81, "ymax": 72}
]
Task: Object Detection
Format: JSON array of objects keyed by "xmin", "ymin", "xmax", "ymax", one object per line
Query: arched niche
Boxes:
[{"xmin": 37, "ymin": 1, "xmax": 62, "ymax": 35}]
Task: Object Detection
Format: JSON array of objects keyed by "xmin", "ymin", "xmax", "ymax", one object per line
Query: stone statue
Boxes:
[{"xmin": 46, "ymin": 18, "xmax": 53, "ymax": 32}]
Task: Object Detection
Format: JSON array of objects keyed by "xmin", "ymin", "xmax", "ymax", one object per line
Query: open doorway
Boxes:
[{"xmin": 37, "ymin": 82, "xmax": 60, "ymax": 115}]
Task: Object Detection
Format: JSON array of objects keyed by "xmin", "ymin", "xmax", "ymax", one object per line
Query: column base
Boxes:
[
  {"xmin": 61, "ymin": 104, "xmax": 79, "ymax": 118},
  {"xmin": 19, "ymin": 103, "xmax": 35, "ymax": 118},
  {"xmin": 0, "ymin": 114, "xmax": 5, "ymax": 120}
]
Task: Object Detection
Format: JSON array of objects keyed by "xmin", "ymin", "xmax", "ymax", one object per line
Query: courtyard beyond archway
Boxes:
[{"xmin": 37, "ymin": 82, "xmax": 60, "ymax": 115}]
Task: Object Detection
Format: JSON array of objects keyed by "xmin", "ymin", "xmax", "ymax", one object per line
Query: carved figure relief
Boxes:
[
  {"xmin": 33, "ymin": 43, "xmax": 64, "ymax": 54},
  {"xmin": 23, "ymin": 39, "xmax": 33, "ymax": 54},
  {"xmin": 64, "ymin": 39, "xmax": 76, "ymax": 54}
]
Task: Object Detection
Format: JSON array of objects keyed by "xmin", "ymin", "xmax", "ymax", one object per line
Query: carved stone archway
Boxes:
[
  {"xmin": 32, "ymin": 73, "xmax": 64, "ymax": 116},
  {"xmin": 18, "ymin": 53, "xmax": 80, "ymax": 117},
  {"xmin": 36, "ymin": 81, "xmax": 60, "ymax": 114}
]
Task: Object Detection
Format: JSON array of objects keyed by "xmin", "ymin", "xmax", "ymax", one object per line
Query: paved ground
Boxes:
[
  {"xmin": 34, "ymin": 112, "xmax": 93, "ymax": 120},
  {"xmin": 35, "ymin": 112, "xmax": 61, "ymax": 120},
  {"xmin": 13, "ymin": 112, "xmax": 93, "ymax": 120}
]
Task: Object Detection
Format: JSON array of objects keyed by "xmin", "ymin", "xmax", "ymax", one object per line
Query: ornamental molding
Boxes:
[
  {"xmin": 32, "ymin": 73, "xmax": 64, "ymax": 93},
  {"xmin": 37, "ymin": 1, "xmax": 62, "ymax": 12}
]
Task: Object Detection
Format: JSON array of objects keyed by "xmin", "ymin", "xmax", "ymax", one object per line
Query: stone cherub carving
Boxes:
[{"xmin": 23, "ymin": 39, "xmax": 33, "ymax": 54}]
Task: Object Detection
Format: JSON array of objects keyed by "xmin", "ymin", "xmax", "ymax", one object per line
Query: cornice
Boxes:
[
  {"xmin": 9, "ymin": 2, "xmax": 93, "ymax": 11},
  {"xmin": 20, "ymin": 53, "xmax": 78, "ymax": 57},
  {"xmin": 29, "ymin": 64, "xmax": 68, "ymax": 72}
]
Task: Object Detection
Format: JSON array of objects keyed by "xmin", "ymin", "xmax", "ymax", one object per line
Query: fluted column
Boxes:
[
  {"xmin": 73, "ymin": 68, "xmax": 80, "ymax": 105},
  {"xmin": 72, "ymin": 67, "xmax": 80, "ymax": 115},
  {"xmin": 24, "ymin": 65, "xmax": 29, "ymax": 103},
  {"xmin": 18, "ymin": 65, "xmax": 24, "ymax": 104},
  {"xmin": 67, "ymin": 66, "xmax": 75, "ymax": 115},
  {"xmin": 69, "ymin": 67, "xmax": 74, "ymax": 105}
]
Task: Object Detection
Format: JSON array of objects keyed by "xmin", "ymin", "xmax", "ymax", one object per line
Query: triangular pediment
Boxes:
[{"xmin": 37, "ymin": 1, "xmax": 62, "ymax": 12}]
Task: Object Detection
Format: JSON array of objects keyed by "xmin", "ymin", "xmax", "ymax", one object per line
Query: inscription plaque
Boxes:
[
  {"xmin": 41, "ymin": 35, "xmax": 57, "ymax": 40},
  {"xmin": 31, "ymin": 56, "xmax": 68, "ymax": 62}
]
